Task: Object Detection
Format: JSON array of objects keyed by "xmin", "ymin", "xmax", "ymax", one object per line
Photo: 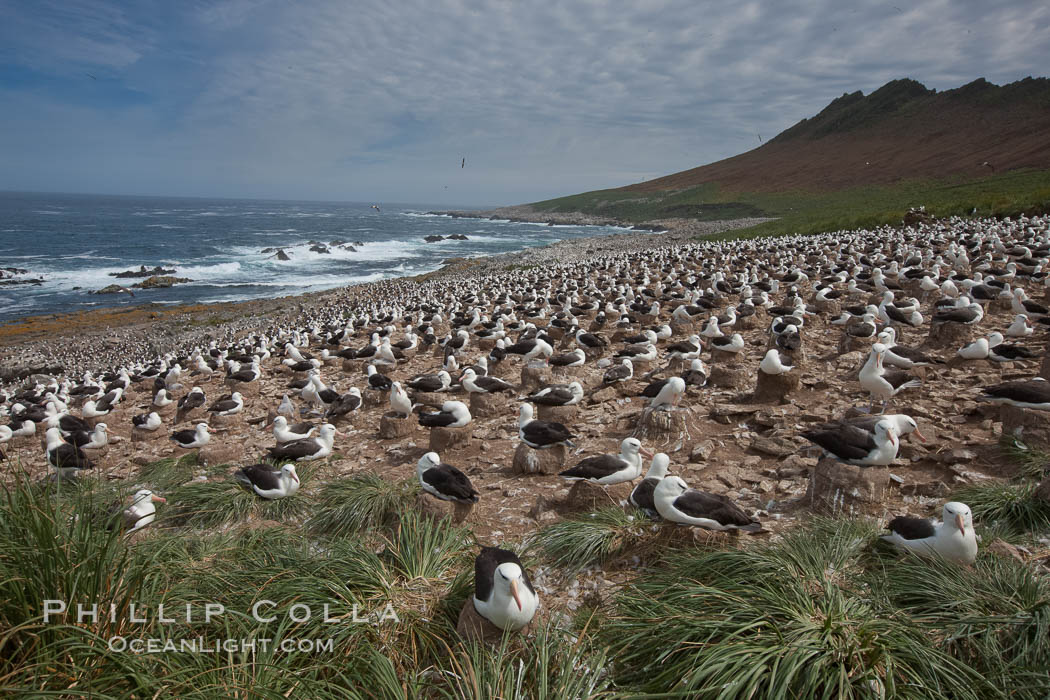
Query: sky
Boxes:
[{"xmin": 0, "ymin": 0, "xmax": 1047, "ymax": 207}]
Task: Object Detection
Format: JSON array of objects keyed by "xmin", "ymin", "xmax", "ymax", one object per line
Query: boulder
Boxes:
[{"xmin": 132, "ymin": 275, "xmax": 192, "ymax": 289}]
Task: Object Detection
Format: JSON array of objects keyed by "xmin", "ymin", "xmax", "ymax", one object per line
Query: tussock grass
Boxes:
[
  {"xmin": 529, "ymin": 506, "xmax": 653, "ymax": 573},
  {"xmin": 160, "ymin": 468, "xmax": 314, "ymax": 528},
  {"xmin": 136, "ymin": 452, "xmax": 200, "ymax": 491},
  {"xmin": 0, "ymin": 476, "xmax": 166, "ymax": 690},
  {"xmin": 6, "ymin": 448, "xmax": 1048, "ymax": 697},
  {"xmin": 1000, "ymin": 435, "xmax": 1050, "ymax": 480},
  {"xmin": 603, "ymin": 519, "xmax": 993, "ymax": 698},
  {"xmin": 430, "ymin": 623, "xmax": 612, "ymax": 699},
  {"xmin": 879, "ymin": 555, "xmax": 1050, "ymax": 697},
  {"xmin": 951, "ymin": 482, "xmax": 1050, "ymax": 535},
  {"xmin": 308, "ymin": 473, "xmax": 419, "ymax": 537}
]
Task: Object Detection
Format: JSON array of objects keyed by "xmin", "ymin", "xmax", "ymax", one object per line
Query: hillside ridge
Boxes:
[{"xmin": 613, "ymin": 76, "xmax": 1050, "ymax": 194}]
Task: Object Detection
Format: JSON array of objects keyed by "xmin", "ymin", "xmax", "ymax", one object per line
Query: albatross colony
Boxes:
[{"xmin": 3, "ymin": 212, "xmax": 1049, "ymax": 614}]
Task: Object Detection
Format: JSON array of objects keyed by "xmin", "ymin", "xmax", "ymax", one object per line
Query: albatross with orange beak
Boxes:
[
  {"xmin": 472, "ymin": 546, "xmax": 538, "ymax": 631},
  {"xmin": 880, "ymin": 502, "xmax": 977, "ymax": 565}
]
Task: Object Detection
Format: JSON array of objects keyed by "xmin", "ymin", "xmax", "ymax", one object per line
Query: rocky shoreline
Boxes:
[{"xmin": 0, "ymin": 215, "xmax": 765, "ymax": 381}]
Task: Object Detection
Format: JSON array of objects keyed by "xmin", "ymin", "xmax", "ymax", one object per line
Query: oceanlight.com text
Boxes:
[{"xmin": 108, "ymin": 637, "xmax": 335, "ymax": 654}]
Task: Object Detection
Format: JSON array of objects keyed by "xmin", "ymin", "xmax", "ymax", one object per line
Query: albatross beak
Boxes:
[
  {"xmin": 955, "ymin": 513, "xmax": 965, "ymax": 533},
  {"xmin": 641, "ymin": 448, "xmax": 654, "ymax": 458},
  {"xmin": 913, "ymin": 427, "xmax": 927, "ymax": 443},
  {"xmin": 151, "ymin": 495, "xmax": 166, "ymax": 503},
  {"xmin": 509, "ymin": 579, "xmax": 523, "ymax": 611}
]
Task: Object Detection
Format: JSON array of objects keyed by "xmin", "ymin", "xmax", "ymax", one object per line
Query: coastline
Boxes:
[{"xmin": 0, "ymin": 214, "xmax": 768, "ymax": 381}]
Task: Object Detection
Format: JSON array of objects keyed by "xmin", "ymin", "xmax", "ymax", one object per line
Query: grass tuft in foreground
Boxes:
[
  {"xmin": 603, "ymin": 519, "xmax": 994, "ymax": 698},
  {"xmin": 529, "ymin": 506, "xmax": 654, "ymax": 573},
  {"xmin": 879, "ymin": 554, "xmax": 1050, "ymax": 697}
]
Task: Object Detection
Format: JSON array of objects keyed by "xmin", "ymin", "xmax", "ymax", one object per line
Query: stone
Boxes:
[
  {"xmin": 752, "ymin": 370, "xmax": 799, "ymax": 403},
  {"xmin": 456, "ymin": 598, "xmax": 534, "ymax": 644},
  {"xmin": 132, "ymin": 275, "xmax": 192, "ymax": 289},
  {"xmin": 379, "ymin": 412, "xmax": 415, "ymax": 439},
  {"xmin": 689, "ymin": 440, "xmax": 714, "ymax": 462},
  {"xmin": 749, "ymin": 436, "xmax": 799, "ymax": 458},
  {"xmin": 512, "ymin": 442, "xmax": 566, "ymax": 475},
  {"xmin": 806, "ymin": 457, "xmax": 890, "ymax": 514},
  {"xmin": 429, "ymin": 425, "xmax": 471, "ymax": 453}
]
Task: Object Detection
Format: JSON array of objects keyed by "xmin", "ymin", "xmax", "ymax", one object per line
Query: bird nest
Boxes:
[{"xmin": 629, "ymin": 405, "xmax": 692, "ymax": 445}]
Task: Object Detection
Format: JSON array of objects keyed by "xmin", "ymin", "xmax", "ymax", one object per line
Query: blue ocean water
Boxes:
[{"xmin": 0, "ymin": 192, "xmax": 627, "ymax": 322}]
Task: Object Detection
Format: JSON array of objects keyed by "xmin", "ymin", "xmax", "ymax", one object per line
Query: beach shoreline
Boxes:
[{"xmin": 0, "ymin": 214, "xmax": 768, "ymax": 381}]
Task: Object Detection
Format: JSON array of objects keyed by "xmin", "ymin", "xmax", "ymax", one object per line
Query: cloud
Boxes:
[{"xmin": 0, "ymin": 0, "xmax": 1047, "ymax": 205}]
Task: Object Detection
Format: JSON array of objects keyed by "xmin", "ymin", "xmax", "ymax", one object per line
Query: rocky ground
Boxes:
[{"xmin": 1, "ymin": 221, "xmax": 1044, "ymax": 551}]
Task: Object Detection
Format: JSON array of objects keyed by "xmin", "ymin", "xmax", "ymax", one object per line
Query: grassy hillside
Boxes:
[
  {"xmin": 525, "ymin": 77, "xmax": 1050, "ymax": 238},
  {"xmin": 529, "ymin": 168, "xmax": 1050, "ymax": 238}
]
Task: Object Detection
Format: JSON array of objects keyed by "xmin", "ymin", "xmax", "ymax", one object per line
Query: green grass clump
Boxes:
[
  {"xmin": 159, "ymin": 466, "xmax": 315, "ymax": 528},
  {"xmin": 951, "ymin": 481, "xmax": 1050, "ymax": 535},
  {"xmin": 430, "ymin": 623, "xmax": 613, "ymax": 699},
  {"xmin": 603, "ymin": 519, "xmax": 993, "ymax": 698},
  {"xmin": 308, "ymin": 474, "xmax": 419, "ymax": 537},
  {"xmin": 999, "ymin": 435, "xmax": 1050, "ymax": 480},
  {"xmin": 530, "ymin": 506, "xmax": 653, "ymax": 573},
  {"xmin": 879, "ymin": 555, "xmax": 1050, "ymax": 697},
  {"xmin": 136, "ymin": 452, "xmax": 201, "ymax": 491}
]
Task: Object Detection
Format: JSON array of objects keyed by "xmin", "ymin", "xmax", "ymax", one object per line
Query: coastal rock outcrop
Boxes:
[
  {"xmin": 110, "ymin": 265, "xmax": 176, "ymax": 279},
  {"xmin": 132, "ymin": 275, "xmax": 192, "ymax": 289}
]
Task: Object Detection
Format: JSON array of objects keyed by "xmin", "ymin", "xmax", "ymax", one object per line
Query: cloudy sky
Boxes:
[{"xmin": 1, "ymin": 0, "xmax": 1046, "ymax": 207}]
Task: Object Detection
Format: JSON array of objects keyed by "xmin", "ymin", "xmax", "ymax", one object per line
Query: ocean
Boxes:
[{"xmin": 0, "ymin": 192, "xmax": 628, "ymax": 323}]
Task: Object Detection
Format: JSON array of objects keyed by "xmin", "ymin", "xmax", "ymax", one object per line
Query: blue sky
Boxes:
[{"xmin": 1, "ymin": 0, "xmax": 1047, "ymax": 207}]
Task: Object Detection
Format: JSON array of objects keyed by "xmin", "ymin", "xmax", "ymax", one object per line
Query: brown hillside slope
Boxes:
[{"xmin": 624, "ymin": 77, "xmax": 1050, "ymax": 194}]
